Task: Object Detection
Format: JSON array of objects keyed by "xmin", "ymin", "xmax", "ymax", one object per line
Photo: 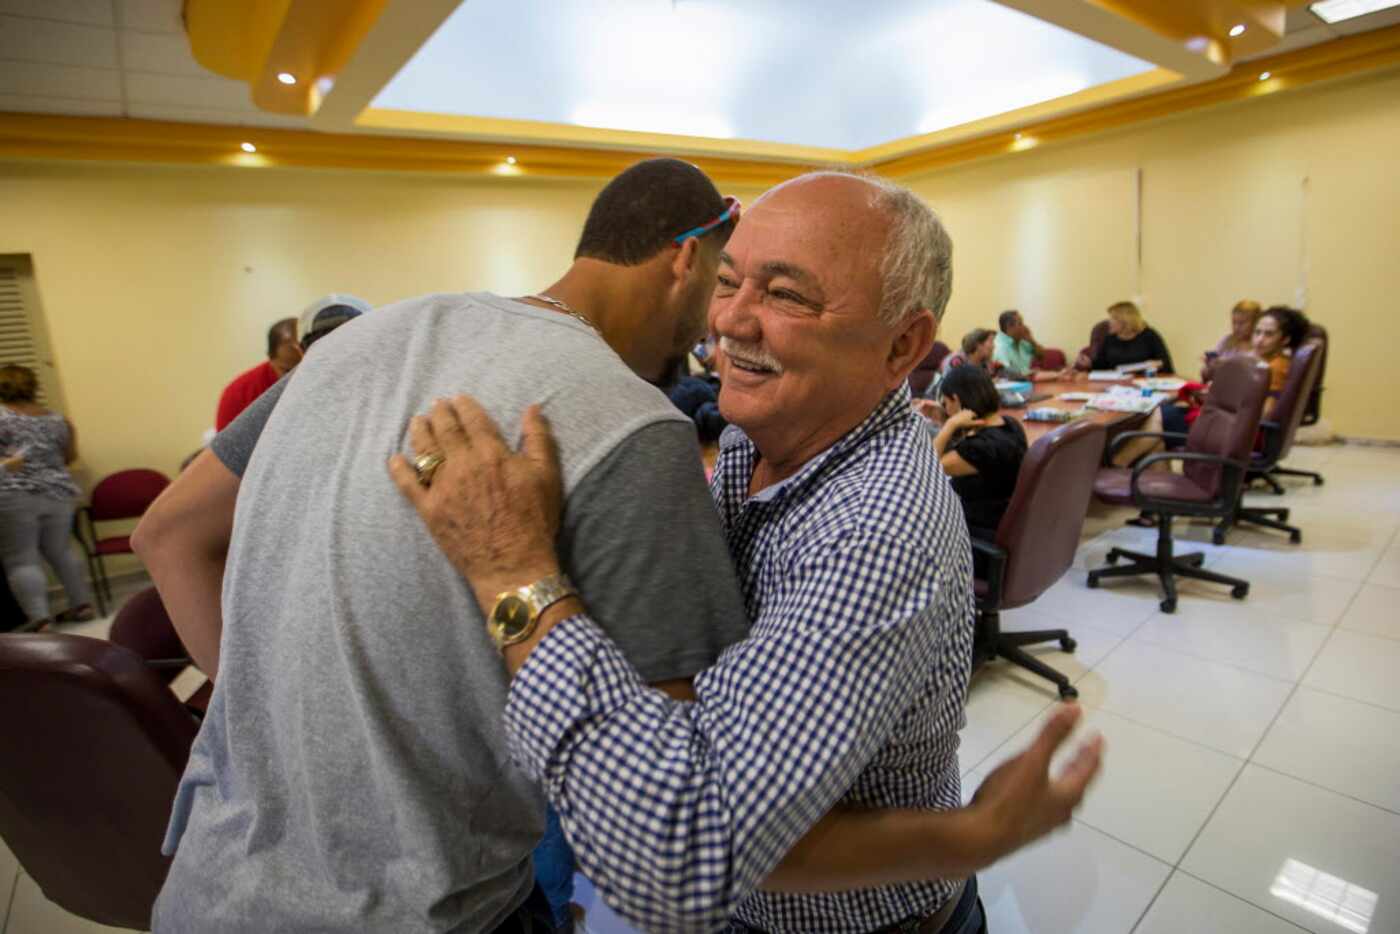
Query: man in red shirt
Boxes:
[{"xmin": 215, "ymin": 318, "xmax": 301, "ymax": 431}]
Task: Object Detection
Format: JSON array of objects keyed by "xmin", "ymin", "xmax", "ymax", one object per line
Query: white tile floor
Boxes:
[{"xmin": 3, "ymin": 443, "xmax": 1398, "ymax": 934}]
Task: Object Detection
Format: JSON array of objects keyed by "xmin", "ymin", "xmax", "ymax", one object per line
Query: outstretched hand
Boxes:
[
  {"xmin": 388, "ymin": 396, "xmax": 564, "ymax": 608},
  {"xmin": 971, "ymin": 704, "xmax": 1104, "ymax": 857}
]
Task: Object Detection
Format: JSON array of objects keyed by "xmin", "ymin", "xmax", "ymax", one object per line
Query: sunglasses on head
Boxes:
[{"xmin": 673, "ymin": 196, "xmax": 742, "ymax": 245}]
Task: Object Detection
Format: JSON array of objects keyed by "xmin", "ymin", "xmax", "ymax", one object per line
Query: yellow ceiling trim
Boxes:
[
  {"xmin": 871, "ymin": 20, "xmax": 1400, "ymax": 178},
  {"xmin": 852, "ymin": 68, "xmax": 1184, "ymax": 164},
  {"xmin": 355, "ymin": 109, "xmax": 850, "ymax": 167},
  {"xmin": 0, "ymin": 113, "xmax": 811, "ymax": 187},
  {"xmin": 184, "ymin": 0, "xmax": 389, "ymax": 116}
]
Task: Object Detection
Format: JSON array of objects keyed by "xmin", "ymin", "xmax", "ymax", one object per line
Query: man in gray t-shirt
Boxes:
[{"xmin": 139, "ymin": 160, "xmax": 748, "ymax": 933}]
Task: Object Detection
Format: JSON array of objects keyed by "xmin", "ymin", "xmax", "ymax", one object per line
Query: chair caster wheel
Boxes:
[
  {"xmin": 1058, "ymin": 684, "xmax": 1079, "ymax": 701},
  {"xmin": 1289, "ymin": 531, "xmax": 1302, "ymax": 545},
  {"xmin": 1160, "ymin": 598, "xmax": 1177, "ymax": 613},
  {"xmin": 1188, "ymin": 555, "xmax": 1205, "ymax": 567},
  {"xmin": 1086, "ymin": 574, "xmax": 1100, "ymax": 589},
  {"xmin": 1060, "ymin": 637, "xmax": 1077, "ymax": 653},
  {"xmin": 1314, "ymin": 477, "xmax": 1324, "ymax": 486},
  {"xmin": 1105, "ymin": 551, "xmax": 1120, "ymax": 565},
  {"xmin": 1212, "ymin": 530, "xmax": 1226, "ymax": 546},
  {"xmin": 1231, "ymin": 584, "xmax": 1249, "ymax": 599}
]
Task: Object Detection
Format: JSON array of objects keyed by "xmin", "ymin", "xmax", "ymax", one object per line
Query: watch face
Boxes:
[{"xmin": 494, "ymin": 595, "xmax": 533, "ymax": 639}]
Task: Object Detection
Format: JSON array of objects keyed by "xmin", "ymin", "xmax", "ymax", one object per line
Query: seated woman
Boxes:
[
  {"xmin": 941, "ymin": 327, "xmax": 1003, "ymax": 375},
  {"xmin": 1090, "ymin": 301, "xmax": 1175, "ymax": 375},
  {"xmin": 1201, "ymin": 299, "xmax": 1261, "ymax": 381},
  {"xmin": 930, "ymin": 364, "xmax": 1028, "ymax": 545},
  {"xmin": 1162, "ymin": 304, "xmax": 1311, "ymax": 436}
]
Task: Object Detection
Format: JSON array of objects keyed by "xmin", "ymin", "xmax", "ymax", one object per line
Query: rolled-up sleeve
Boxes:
[{"xmin": 504, "ymin": 529, "xmax": 956, "ymax": 932}]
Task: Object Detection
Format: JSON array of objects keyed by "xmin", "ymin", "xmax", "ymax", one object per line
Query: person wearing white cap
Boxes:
[{"xmin": 298, "ymin": 293, "xmax": 372, "ymax": 351}]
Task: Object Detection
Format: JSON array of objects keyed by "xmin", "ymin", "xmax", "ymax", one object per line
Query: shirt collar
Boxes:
[{"xmin": 721, "ymin": 383, "xmax": 915, "ymax": 505}]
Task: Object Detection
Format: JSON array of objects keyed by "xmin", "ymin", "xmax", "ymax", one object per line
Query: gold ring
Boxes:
[{"xmin": 413, "ymin": 452, "xmax": 446, "ymax": 487}]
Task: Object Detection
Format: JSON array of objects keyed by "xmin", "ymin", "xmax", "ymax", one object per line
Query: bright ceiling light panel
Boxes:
[
  {"xmin": 1309, "ymin": 0, "xmax": 1400, "ymax": 23},
  {"xmin": 373, "ymin": 0, "xmax": 1153, "ymax": 149}
]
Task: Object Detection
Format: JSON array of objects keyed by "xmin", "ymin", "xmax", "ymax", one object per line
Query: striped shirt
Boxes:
[{"xmin": 506, "ymin": 385, "xmax": 975, "ymax": 933}]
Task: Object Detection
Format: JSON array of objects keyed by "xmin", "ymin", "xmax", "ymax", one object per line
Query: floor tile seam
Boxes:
[
  {"xmin": 1066, "ymin": 752, "xmax": 1249, "ymax": 865},
  {"xmin": 1336, "ymin": 620, "xmax": 1400, "ymax": 643},
  {"xmin": 958, "ymin": 698, "xmax": 1055, "ymax": 776},
  {"xmin": 1244, "ymin": 760, "xmax": 1400, "ymax": 819},
  {"xmin": 1290, "ymin": 682, "xmax": 1400, "ymax": 717},
  {"xmin": 1166, "ymin": 868, "xmax": 1318, "ymax": 933},
  {"xmin": 1065, "ymin": 817, "xmax": 1176, "ymax": 870},
  {"xmin": 1126, "ymin": 867, "xmax": 1178, "ymax": 934},
  {"xmin": 1068, "ymin": 696, "xmax": 1256, "ymax": 762},
  {"xmin": 1109, "ymin": 633, "xmax": 1310, "ymax": 687},
  {"xmin": 1, "ymin": 866, "xmax": 17, "ymax": 934}
]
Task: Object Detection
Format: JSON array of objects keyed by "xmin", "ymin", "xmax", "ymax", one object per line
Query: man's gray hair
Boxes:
[
  {"xmin": 796, "ymin": 171, "xmax": 954, "ymax": 326},
  {"xmin": 866, "ymin": 175, "xmax": 954, "ymax": 326}
]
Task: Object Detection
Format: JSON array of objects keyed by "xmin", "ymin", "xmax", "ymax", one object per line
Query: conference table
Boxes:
[{"xmin": 1005, "ymin": 376, "xmax": 1156, "ymax": 444}]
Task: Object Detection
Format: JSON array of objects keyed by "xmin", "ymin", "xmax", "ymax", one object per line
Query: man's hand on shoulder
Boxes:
[{"xmin": 388, "ymin": 396, "xmax": 564, "ymax": 611}]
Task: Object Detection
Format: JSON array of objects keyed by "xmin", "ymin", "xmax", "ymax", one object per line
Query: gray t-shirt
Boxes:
[{"xmin": 155, "ymin": 293, "xmax": 749, "ymax": 933}]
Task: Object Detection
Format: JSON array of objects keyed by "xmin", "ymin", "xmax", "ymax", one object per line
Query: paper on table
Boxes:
[
  {"xmin": 1088, "ymin": 371, "xmax": 1126, "ymax": 381},
  {"xmin": 1058, "ymin": 392, "xmax": 1096, "ymax": 402}
]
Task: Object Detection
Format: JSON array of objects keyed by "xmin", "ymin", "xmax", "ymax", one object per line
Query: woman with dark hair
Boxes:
[
  {"xmin": 1162, "ymin": 305, "xmax": 1311, "ymax": 434},
  {"xmin": 1254, "ymin": 306, "xmax": 1311, "ymax": 413},
  {"xmin": 0, "ymin": 364, "xmax": 95, "ymax": 629},
  {"xmin": 931, "ymin": 364, "xmax": 1028, "ymax": 539}
]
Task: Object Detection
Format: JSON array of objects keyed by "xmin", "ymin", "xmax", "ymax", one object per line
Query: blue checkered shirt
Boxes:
[{"xmin": 505, "ymin": 386, "xmax": 975, "ymax": 933}]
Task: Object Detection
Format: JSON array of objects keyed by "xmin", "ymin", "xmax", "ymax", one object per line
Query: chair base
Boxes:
[
  {"xmin": 975, "ymin": 613, "xmax": 1079, "ymax": 700},
  {"xmin": 1088, "ymin": 517, "xmax": 1250, "ymax": 613},
  {"xmin": 1271, "ymin": 465, "xmax": 1324, "ymax": 487},
  {"xmin": 1215, "ymin": 503, "xmax": 1301, "ymax": 545}
]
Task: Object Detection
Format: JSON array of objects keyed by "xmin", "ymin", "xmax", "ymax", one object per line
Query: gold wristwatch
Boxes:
[{"xmin": 487, "ymin": 573, "xmax": 578, "ymax": 652}]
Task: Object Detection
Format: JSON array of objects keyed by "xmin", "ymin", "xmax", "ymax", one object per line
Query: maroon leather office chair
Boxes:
[
  {"xmin": 1217, "ymin": 341, "xmax": 1323, "ymax": 544},
  {"xmin": 1033, "ymin": 347, "xmax": 1068, "ymax": 371},
  {"xmin": 972, "ymin": 419, "xmax": 1107, "ymax": 699},
  {"xmin": 1075, "ymin": 319, "xmax": 1111, "ymax": 370},
  {"xmin": 1088, "ymin": 356, "xmax": 1268, "ymax": 612},
  {"xmin": 0, "ymin": 633, "xmax": 198, "ymax": 929},
  {"xmin": 1269, "ymin": 323, "xmax": 1328, "ymax": 488},
  {"xmin": 909, "ymin": 341, "xmax": 952, "ymax": 396},
  {"xmin": 81, "ymin": 468, "xmax": 170, "ymax": 610}
]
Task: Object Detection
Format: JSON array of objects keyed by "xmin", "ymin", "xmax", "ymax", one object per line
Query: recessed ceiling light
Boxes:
[
  {"xmin": 1259, "ymin": 71, "xmax": 1272, "ymax": 81},
  {"xmin": 277, "ymin": 72, "xmax": 297, "ymax": 85},
  {"xmin": 1309, "ymin": 0, "xmax": 1400, "ymax": 25},
  {"xmin": 505, "ymin": 156, "xmax": 517, "ymax": 165},
  {"xmin": 1229, "ymin": 23, "xmax": 1246, "ymax": 37},
  {"xmin": 240, "ymin": 142, "xmax": 257, "ymax": 153}
]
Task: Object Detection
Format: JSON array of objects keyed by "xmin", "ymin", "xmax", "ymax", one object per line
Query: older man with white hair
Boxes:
[{"xmin": 394, "ymin": 172, "xmax": 1103, "ymax": 934}]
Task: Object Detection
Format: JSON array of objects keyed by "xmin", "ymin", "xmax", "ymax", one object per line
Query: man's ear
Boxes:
[
  {"xmin": 670, "ymin": 237, "xmax": 701, "ymax": 285},
  {"xmin": 887, "ymin": 310, "xmax": 937, "ymax": 389}
]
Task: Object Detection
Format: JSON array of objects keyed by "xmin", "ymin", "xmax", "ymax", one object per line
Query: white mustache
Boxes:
[{"xmin": 719, "ymin": 337, "xmax": 784, "ymax": 374}]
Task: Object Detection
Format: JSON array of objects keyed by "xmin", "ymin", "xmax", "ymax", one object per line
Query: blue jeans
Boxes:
[{"xmin": 533, "ymin": 806, "xmax": 576, "ymax": 929}]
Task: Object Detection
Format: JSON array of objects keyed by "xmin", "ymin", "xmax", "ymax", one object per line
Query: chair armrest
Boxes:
[
  {"xmin": 970, "ymin": 536, "xmax": 1006, "ymax": 608},
  {"xmin": 144, "ymin": 658, "xmax": 193, "ymax": 672},
  {"xmin": 1107, "ymin": 430, "xmax": 1188, "ymax": 458},
  {"xmin": 1130, "ymin": 450, "xmax": 1251, "ymax": 513}
]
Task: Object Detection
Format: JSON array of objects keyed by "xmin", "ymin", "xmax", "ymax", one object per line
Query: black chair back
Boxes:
[
  {"xmin": 995, "ymin": 419, "xmax": 1107, "ymax": 608},
  {"xmin": 0, "ymin": 633, "xmax": 197, "ymax": 929},
  {"xmin": 1259, "ymin": 341, "xmax": 1323, "ymax": 468}
]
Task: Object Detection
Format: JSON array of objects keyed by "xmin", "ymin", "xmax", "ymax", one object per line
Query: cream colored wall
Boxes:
[
  {"xmin": 908, "ymin": 66, "xmax": 1400, "ymax": 440},
  {"xmin": 0, "ymin": 161, "xmax": 763, "ymax": 487}
]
